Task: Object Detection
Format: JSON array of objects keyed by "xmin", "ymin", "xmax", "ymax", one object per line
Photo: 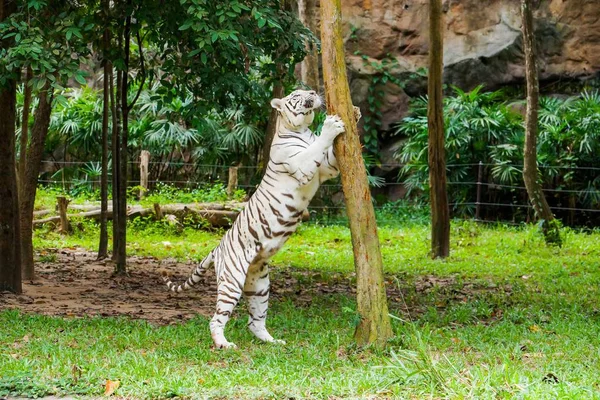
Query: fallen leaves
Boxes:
[{"xmin": 104, "ymin": 379, "xmax": 120, "ymax": 396}]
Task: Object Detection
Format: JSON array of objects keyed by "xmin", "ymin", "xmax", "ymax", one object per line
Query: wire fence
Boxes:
[{"xmin": 37, "ymin": 160, "xmax": 600, "ymax": 226}]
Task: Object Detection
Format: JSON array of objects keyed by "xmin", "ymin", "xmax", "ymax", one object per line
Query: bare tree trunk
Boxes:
[
  {"xmin": 298, "ymin": 0, "xmax": 320, "ymax": 90},
  {"xmin": 113, "ymin": 14, "xmax": 132, "ymax": 274},
  {"xmin": 427, "ymin": 0, "xmax": 450, "ymax": 258},
  {"xmin": 227, "ymin": 166, "xmax": 238, "ymax": 199},
  {"xmin": 520, "ymin": 0, "xmax": 561, "ymax": 245},
  {"xmin": 112, "ymin": 29, "xmax": 122, "ymax": 264},
  {"xmin": 57, "ymin": 196, "xmax": 70, "ymax": 234},
  {"xmin": 98, "ymin": 25, "xmax": 110, "ymax": 260},
  {"xmin": 261, "ymin": 82, "xmax": 284, "ymax": 175},
  {"xmin": 18, "ymin": 67, "xmax": 33, "ymax": 185},
  {"xmin": 0, "ymin": 0, "xmax": 22, "ymax": 294},
  {"xmin": 20, "ymin": 86, "xmax": 53, "ymax": 280},
  {"xmin": 321, "ymin": 0, "xmax": 392, "ymax": 346}
]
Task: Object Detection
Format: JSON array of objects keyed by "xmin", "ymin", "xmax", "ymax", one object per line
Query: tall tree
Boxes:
[
  {"xmin": 427, "ymin": 0, "xmax": 450, "ymax": 258},
  {"xmin": 19, "ymin": 85, "xmax": 53, "ymax": 280},
  {"xmin": 520, "ymin": 0, "xmax": 561, "ymax": 245},
  {"xmin": 98, "ymin": 23, "xmax": 110, "ymax": 260},
  {"xmin": 2, "ymin": 1, "xmax": 94, "ymax": 280},
  {"xmin": 0, "ymin": 0, "xmax": 22, "ymax": 293},
  {"xmin": 298, "ymin": 0, "xmax": 320, "ymax": 90},
  {"xmin": 18, "ymin": 67, "xmax": 32, "ymax": 185},
  {"xmin": 320, "ymin": 0, "xmax": 392, "ymax": 346}
]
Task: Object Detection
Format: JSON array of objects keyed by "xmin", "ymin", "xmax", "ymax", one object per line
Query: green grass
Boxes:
[{"xmin": 5, "ymin": 218, "xmax": 600, "ymax": 398}]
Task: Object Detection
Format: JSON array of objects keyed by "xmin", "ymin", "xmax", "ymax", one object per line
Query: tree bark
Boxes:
[
  {"xmin": 0, "ymin": 0, "xmax": 22, "ymax": 293},
  {"xmin": 520, "ymin": 0, "xmax": 560, "ymax": 245},
  {"xmin": 320, "ymin": 0, "xmax": 392, "ymax": 346},
  {"xmin": 19, "ymin": 85, "xmax": 53, "ymax": 280},
  {"xmin": 98, "ymin": 16, "xmax": 111, "ymax": 260},
  {"xmin": 18, "ymin": 67, "xmax": 33, "ymax": 185},
  {"xmin": 227, "ymin": 166, "xmax": 239, "ymax": 199},
  {"xmin": 113, "ymin": 14, "xmax": 132, "ymax": 274},
  {"xmin": 111, "ymin": 41, "xmax": 122, "ymax": 265},
  {"xmin": 298, "ymin": 0, "xmax": 320, "ymax": 90},
  {"xmin": 427, "ymin": 0, "xmax": 450, "ymax": 258},
  {"xmin": 261, "ymin": 82, "xmax": 285, "ymax": 175},
  {"xmin": 57, "ymin": 196, "xmax": 71, "ymax": 234}
]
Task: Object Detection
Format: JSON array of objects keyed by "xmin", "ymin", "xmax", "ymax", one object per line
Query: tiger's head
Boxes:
[{"xmin": 270, "ymin": 89, "xmax": 321, "ymax": 131}]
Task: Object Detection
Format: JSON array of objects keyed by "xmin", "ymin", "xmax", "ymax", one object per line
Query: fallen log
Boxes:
[
  {"xmin": 33, "ymin": 204, "xmax": 242, "ymax": 228},
  {"xmin": 33, "ymin": 209, "xmax": 53, "ymax": 217},
  {"xmin": 32, "ymin": 201, "xmax": 309, "ymax": 229}
]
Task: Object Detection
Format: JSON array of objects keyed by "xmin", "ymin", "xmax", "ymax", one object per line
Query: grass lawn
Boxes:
[{"xmin": 2, "ymin": 219, "xmax": 600, "ymax": 399}]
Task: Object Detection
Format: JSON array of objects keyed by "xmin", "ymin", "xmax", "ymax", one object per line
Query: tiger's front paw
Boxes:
[
  {"xmin": 293, "ymin": 167, "xmax": 314, "ymax": 186},
  {"xmin": 322, "ymin": 115, "xmax": 345, "ymax": 141}
]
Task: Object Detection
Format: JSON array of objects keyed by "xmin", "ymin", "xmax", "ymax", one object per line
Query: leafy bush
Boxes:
[{"xmin": 394, "ymin": 86, "xmax": 600, "ymax": 223}]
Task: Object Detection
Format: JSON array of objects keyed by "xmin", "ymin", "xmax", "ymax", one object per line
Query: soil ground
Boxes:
[
  {"xmin": 0, "ymin": 248, "xmax": 505, "ymax": 325},
  {"xmin": 0, "ymin": 248, "xmax": 367, "ymax": 323}
]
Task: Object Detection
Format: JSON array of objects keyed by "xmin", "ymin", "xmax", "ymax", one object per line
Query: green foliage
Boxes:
[
  {"xmin": 395, "ymin": 86, "xmax": 600, "ymax": 220},
  {"xmin": 141, "ymin": 182, "xmax": 245, "ymax": 205},
  {"xmin": 47, "ymin": 86, "xmax": 103, "ymax": 158},
  {"xmin": 141, "ymin": 0, "xmax": 313, "ymax": 115},
  {"xmin": 0, "ymin": 1, "xmax": 93, "ymax": 90}
]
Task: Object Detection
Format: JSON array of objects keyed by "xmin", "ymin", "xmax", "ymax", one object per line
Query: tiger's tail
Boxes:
[{"xmin": 162, "ymin": 249, "xmax": 215, "ymax": 293}]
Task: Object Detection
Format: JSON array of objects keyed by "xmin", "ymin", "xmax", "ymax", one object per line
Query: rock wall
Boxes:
[{"xmin": 336, "ymin": 0, "xmax": 600, "ymax": 130}]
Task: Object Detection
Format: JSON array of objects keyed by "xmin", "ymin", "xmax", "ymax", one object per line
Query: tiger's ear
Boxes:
[{"xmin": 270, "ymin": 98, "xmax": 283, "ymax": 111}]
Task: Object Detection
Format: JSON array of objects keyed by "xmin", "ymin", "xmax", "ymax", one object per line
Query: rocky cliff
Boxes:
[{"xmin": 337, "ymin": 0, "xmax": 600, "ymax": 130}]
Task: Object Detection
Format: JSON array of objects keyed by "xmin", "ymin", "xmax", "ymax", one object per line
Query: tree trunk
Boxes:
[
  {"xmin": 0, "ymin": 0, "xmax": 22, "ymax": 294},
  {"xmin": 98, "ymin": 16, "xmax": 110, "ymax": 260},
  {"xmin": 227, "ymin": 166, "xmax": 239, "ymax": 199},
  {"xmin": 298, "ymin": 0, "xmax": 320, "ymax": 90},
  {"xmin": 19, "ymin": 86, "xmax": 53, "ymax": 280},
  {"xmin": 520, "ymin": 0, "xmax": 561, "ymax": 245},
  {"xmin": 261, "ymin": 82, "xmax": 284, "ymax": 175},
  {"xmin": 112, "ymin": 50, "xmax": 122, "ymax": 264},
  {"xmin": 114, "ymin": 14, "xmax": 132, "ymax": 274},
  {"xmin": 427, "ymin": 0, "xmax": 450, "ymax": 258},
  {"xmin": 320, "ymin": 0, "xmax": 392, "ymax": 346},
  {"xmin": 18, "ymin": 67, "xmax": 33, "ymax": 185},
  {"xmin": 57, "ymin": 196, "xmax": 71, "ymax": 234}
]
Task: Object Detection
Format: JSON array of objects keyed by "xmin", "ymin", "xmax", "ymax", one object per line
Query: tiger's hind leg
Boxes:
[
  {"xmin": 210, "ymin": 256, "xmax": 248, "ymax": 349},
  {"xmin": 244, "ymin": 263, "xmax": 285, "ymax": 344}
]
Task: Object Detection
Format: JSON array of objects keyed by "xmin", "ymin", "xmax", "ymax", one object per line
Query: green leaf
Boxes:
[
  {"xmin": 36, "ymin": 77, "xmax": 46, "ymax": 90},
  {"xmin": 74, "ymin": 74, "xmax": 87, "ymax": 85},
  {"xmin": 179, "ymin": 22, "xmax": 192, "ymax": 31}
]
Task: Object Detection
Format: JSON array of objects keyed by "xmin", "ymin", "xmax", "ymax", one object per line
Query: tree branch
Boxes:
[{"xmin": 127, "ymin": 29, "xmax": 146, "ymax": 111}]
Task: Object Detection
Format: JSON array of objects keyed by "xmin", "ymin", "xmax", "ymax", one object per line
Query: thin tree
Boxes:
[
  {"xmin": 19, "ymin": 84, "xmax": 54, "ymax": 280},
  {"xmin": 520, "ymin": 0, "xmax": 561, "ymax": 245},
  {"xmin": 112, "ymin": 3, "xmax": 145, "ymax": 273},
  {"xmin": 98, "ymin": 0, "xmax": 111, "ymax": 260},
  {"xmin": 261, "ymin": 75, "xmax": 284, "ymax": 175},
  {"xmin": 427, "ymin": 0, "xmax": 450, "ymax": 258},
  {"xmin": 321, "ymin": 0, "xmax": 392, "ymax": 346},
  {"xmin": 0, "ymin": 0, "xmax": 22, "ymax": 293},
  {"xmin": 298, "ymin": 0, "xmax": 319, "ymax": 91},
  {"xmin": 18, "ymin": 67, "xmax": 32, "ymax": 185}
]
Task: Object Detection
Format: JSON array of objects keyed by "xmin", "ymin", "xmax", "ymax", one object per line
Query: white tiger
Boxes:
[{"xmin": 164, "ymin": 89, "xmax": 353, "ymax": 348}]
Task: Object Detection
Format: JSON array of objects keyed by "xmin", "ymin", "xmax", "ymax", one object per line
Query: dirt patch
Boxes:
[{"xmin": 0, "ymin": 248, "xmax": 510, "ymax": 324}]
